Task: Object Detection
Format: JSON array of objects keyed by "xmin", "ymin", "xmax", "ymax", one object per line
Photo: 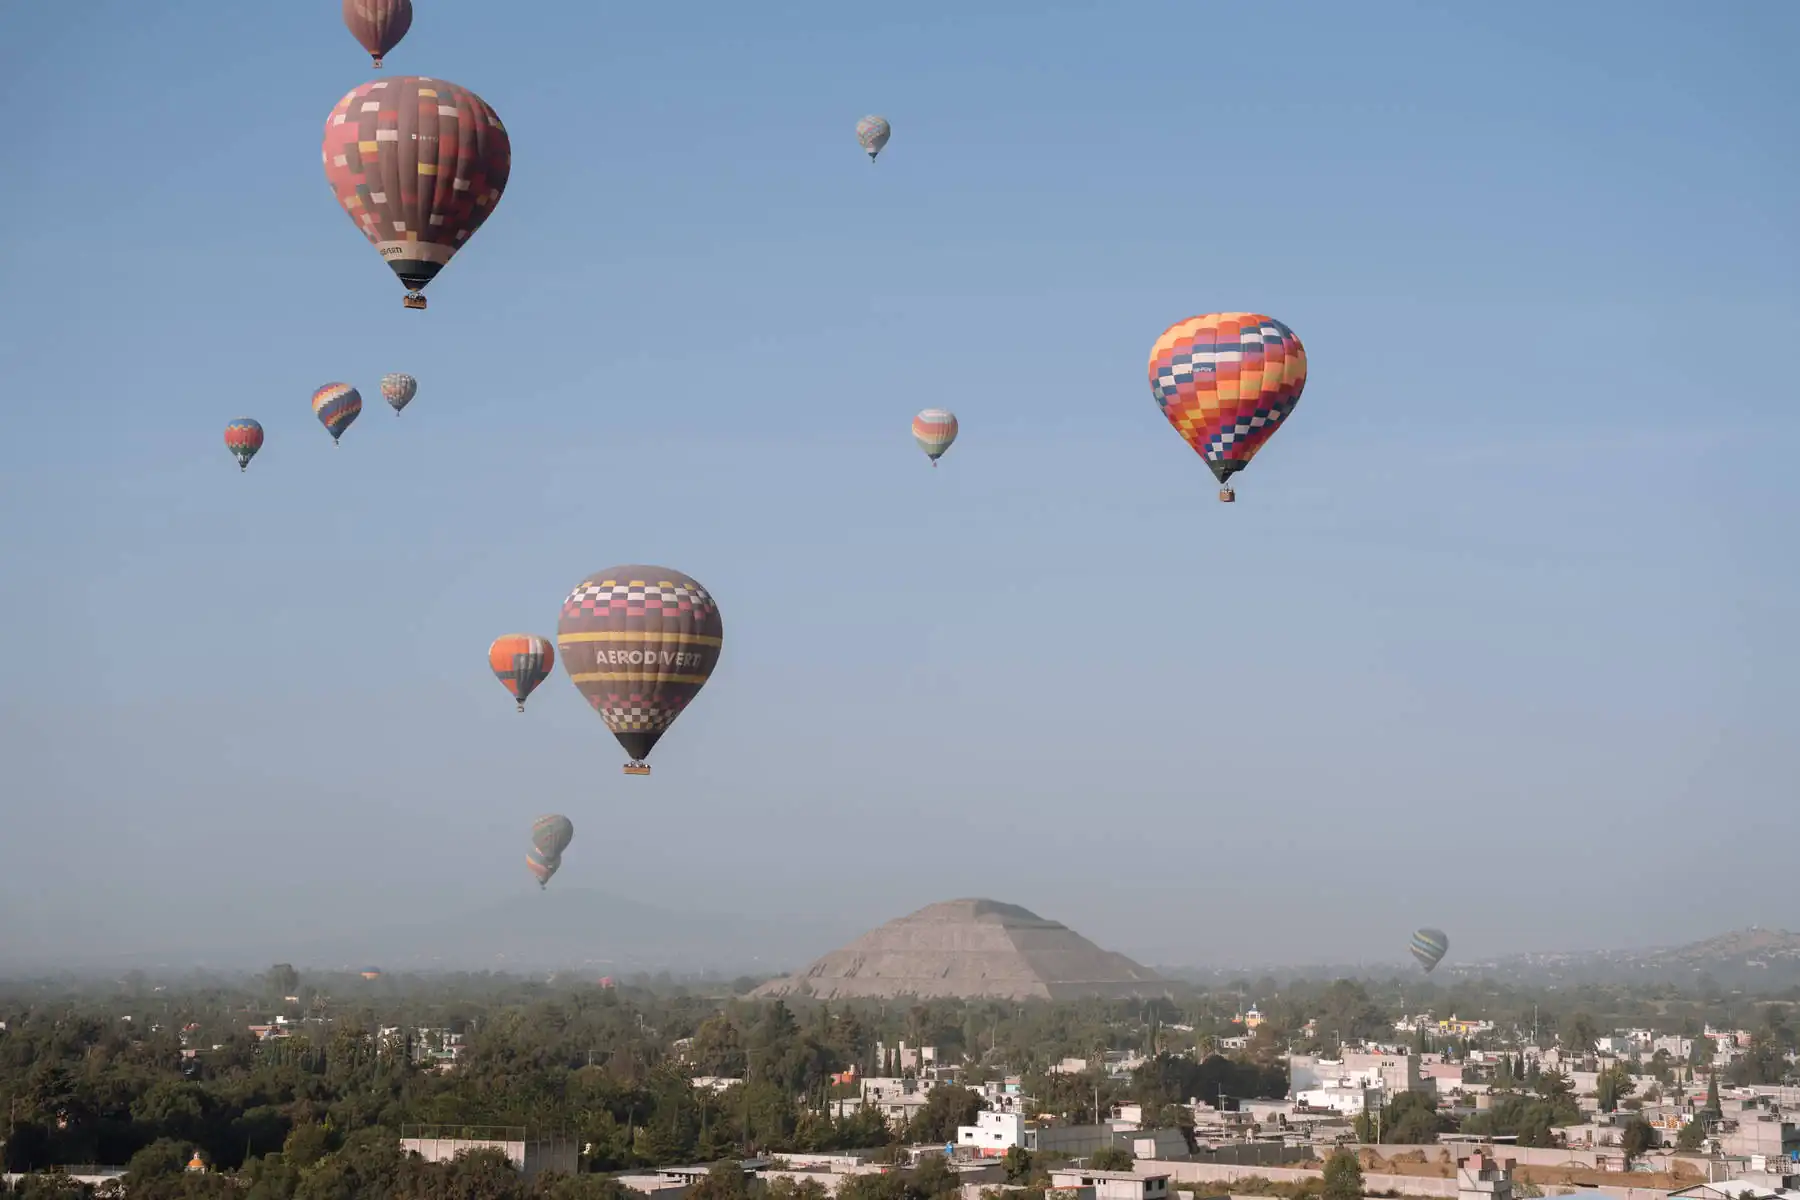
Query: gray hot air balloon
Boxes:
[
  {"xmin": 380, "ymin": 373, "xmax": 417, "ymax": 415},
  {"xmin": 855, "ymin": 115, "xmax": 891, "ymax": 162},
  {"xmin": 531, "ymin": 813, "xmax": 574, "ymax": 859},
  {"xmin": 1409, "ymin": 927, "xmax": 1449, "ymax": 973}
]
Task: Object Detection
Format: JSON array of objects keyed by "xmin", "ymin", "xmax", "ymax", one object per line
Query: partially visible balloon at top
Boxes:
[
  {"xmin": 343, "ymin": 0, "xmax": 413, "ymax": 68},
  {"xmin": 381, "ymin": 373, "xmax": 418, "ymax": 415},
  {"xmin": 856, "ymin": 115, "xmax": 891, "ymax": 162}
]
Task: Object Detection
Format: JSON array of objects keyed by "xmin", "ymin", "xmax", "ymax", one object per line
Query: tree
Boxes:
[
  {"xmin": 1675, "ymin": 1119, "xmax": 1707, "ymax": 1152},
  {"xmin": 903, "ymin": 1087, "xmax": 983, "ymax": 1145},
  {"xmin": 1596, "ymin": 1064, "xmax": 1636, "ymax": 1113},
  {"xmin": 1322, "ymin": 1149, "xmax": 1364, "ymax": 1200},
  {"xmin": 1619, "ymin": 1118, "xmax": 1659, "ymax": 1160},
  {"xmin": 1002, "ymin": 1146, "xmax": 1034, "ymax": 1184},
  {"xmin": 1703, "ymin": 1072, "xmax": 1721, "ymax": 1117},
  {"xmin": 1089, "ymin": 1147, "xmax": 1134, "ymax": 1171}
]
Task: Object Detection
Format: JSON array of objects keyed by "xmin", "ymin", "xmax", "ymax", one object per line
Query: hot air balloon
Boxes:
[
  {"xmin": 312, "ymin": 383, "xmax": 362, "ymax": 444},
  {"xmin": 360, "ymin": 966, "xmax": 383, "ymax": 980},
  {"xmin": 527, "ymin": 846, "xmax": 561, "ymax": 890},
  {"xmin": 1410, "ymin": 928, "xmax": 1449, "ymax": 973},
  {"xmin": 856, "ymin": 115, "xmax": 891, "ymax": 162},
  {"xmin": 912, "ymin": 409, "xmax": 958, "ymax": 467},
  {"xmin": 489, "ymin": 634, "xmax": 553, "ymax": 712},
  {"xmin": 1148, "ymin": 313, "xmax": 1307, "ymax": 503},
  {"xmin": 380, "ymin": 373, "xmax": 417, "ymax": 415},
  {"xmin": 224, "ymin": 419, "xmax": 264, "ymax": 472},
  {"xmin": 322, "ymin": 77, "xmax": 512, "ymax": 310},
  {"xmin": 556, "ymin": 566, "xmax": 724, "ymax": 776},
  {"xmin": 342, "ymin": 0, "xmax": 412, "ymax": 68},
  {"xmin": 531, "ymin": 813, "xmax": 574, "ymax": 859}
]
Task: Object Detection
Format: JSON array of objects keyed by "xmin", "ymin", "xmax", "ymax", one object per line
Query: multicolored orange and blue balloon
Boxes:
[
  {"xmin": 1148, "ymin": 313, "xmax": 1307, "ymax": 498},
  {"xmin": 312, "ymin": 383, "xmax": 362, "ymax": 444}
]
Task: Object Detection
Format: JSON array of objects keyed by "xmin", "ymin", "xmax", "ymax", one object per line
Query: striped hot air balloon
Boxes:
[
  {"xmin": 489, "ymin": 634, "xmax": 554, "ymax": 712},
  {"xmin": 380, "ymin": 373, "xmax": 417, "ymax": 415},
  {"xmin": 527, "ymin": 846, "xmax": 561, "ymax": 889},
  {"xmin": 1148, "ymin": 313, "xmax": 1307, "ymax": 503},
  {"xmin": 1409, "ymin": 927, "xmax": 1449, "ymax": 973},
  {"xmin": 557, "ymin": 566, "xmax": 723, "ymax": 776},
  {"xmin": 912, "ymin": 409, "xmax": 958, "ymax": 467},
  {"xmin": 224, "ymin": 419, "xmax": 264, "ymax": 472},
  {"xmin": 312, "ymin": 383, "xmax": 362, "ymax": 444}
]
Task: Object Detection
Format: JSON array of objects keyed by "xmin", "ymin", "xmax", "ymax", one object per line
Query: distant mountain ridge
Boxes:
[{"xmin": 1158, "ymin": 927, "xmax": 1800, "ymax": 989}]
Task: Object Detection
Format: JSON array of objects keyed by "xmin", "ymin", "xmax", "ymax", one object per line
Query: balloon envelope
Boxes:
[
  {"xmin": 490, "ymin": 634, "xmax": 554, "ymax": 710},
  {"xmin": 322, "ymin": 77, "xmax": 512, "ymax": 308},
  {"xmin": 312, "ymin": 384, "xmax": 362, "ymax": 442},
  {"xmin": 1148, "ymin": 313, "xmax": 1307, "ymax": 486},
  {"xmin": 912, "ymin": 409, "xmax": 958, "ymax": 463},
  {"xmin": 527, "ymin": 846, "xmax": 561, "ymax": 888},
  {"xmin": 556, "ymin": 565, "xmax": 724, "ymax": 765},
  {"xmin": 531, "ymin": 814, "xmax": 574, "ymax": 859},
  {"xmin": 1410, "ymin": 927, "xmax": 1449, "ymax": 972},
  {"xmin": 856, "ymin": 115, "xmax": 891, "ymax": 160},
  {"xmin": 342, "ymin": 0, "xmax": 412, "ymax": 66},
  {"xmin": 224, "ymin": 419, "xmax": 264, "ymax": 471},
  {"xmin": 380, "ymin": 373, "xmax": 417, "ymax": 413}
]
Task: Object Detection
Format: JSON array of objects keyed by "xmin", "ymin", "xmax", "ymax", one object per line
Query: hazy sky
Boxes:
[{"xmin": 1, "ymin": 0, "xmax": 1795, "ymax": 972}]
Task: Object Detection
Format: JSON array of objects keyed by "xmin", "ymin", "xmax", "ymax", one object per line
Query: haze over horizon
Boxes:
[{"xmin": 2, "ymin": 0, "xmax": 1795, "ymax": 972}]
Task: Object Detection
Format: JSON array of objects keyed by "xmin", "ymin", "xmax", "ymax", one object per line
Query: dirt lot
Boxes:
[{"xmin": 1316, "ymin": 1150, "xmax": 1702, "ymax": 1192}]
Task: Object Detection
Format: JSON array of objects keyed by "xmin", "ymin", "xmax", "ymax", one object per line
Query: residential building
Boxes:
[
  {"xmin": 1048, "ymin": 1169, "xmax": 1170, "ymax": 1200},
  {"xmin": 399, "ymin": 1126, "xmax": 579, "ymax": 1179}
]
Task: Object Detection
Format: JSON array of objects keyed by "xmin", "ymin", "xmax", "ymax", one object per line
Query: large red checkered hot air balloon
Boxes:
[
  {"xmin": 322, "ymin": 77, "xmax": 512, "ymax": 310},
  {"xmin": 342, "ymin": 0, "xmax": 412, "ymax": 68},
  {"xmin": 556, "ymin": 566, "xmax": 724, "ymax": 776},
  {"xmin": 1148, "ymin": 313, "xmax": 1308, "ymax": 503}
]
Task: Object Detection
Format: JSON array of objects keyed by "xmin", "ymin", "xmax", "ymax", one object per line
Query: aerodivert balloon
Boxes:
[{"xmin": 556, "ymin": 565, "xmax": 724, "ymax": 776}]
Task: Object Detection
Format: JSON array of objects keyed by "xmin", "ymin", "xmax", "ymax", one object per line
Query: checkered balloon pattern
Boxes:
[
  {"xmin": 1147, "ymin": 313, "xmax": 1307, "ymax": 485},
  {"xmin": 322, "ymin": 76, "xmax": 511, "ymax": 298},
  {"xmin": 224, "ymin": 419, "xmax": 264, "ymax": 471},
  {"xmin": 311, "ymin": 383, "xmax": 363, "ymax": 442},
  {"xmin": 556, "ymin": 565, "xmax": 724, "ymax": 763}
]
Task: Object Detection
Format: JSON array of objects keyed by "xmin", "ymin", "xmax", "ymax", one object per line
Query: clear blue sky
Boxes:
[{"xmin": 1, "ymin": 0, "xmax": 1795, "ymax": 970}]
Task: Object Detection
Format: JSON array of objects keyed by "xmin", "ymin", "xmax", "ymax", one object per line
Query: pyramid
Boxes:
[{"xmin": 751, "ymin": 898, "xmax": 1165, "ymax": 1001}]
